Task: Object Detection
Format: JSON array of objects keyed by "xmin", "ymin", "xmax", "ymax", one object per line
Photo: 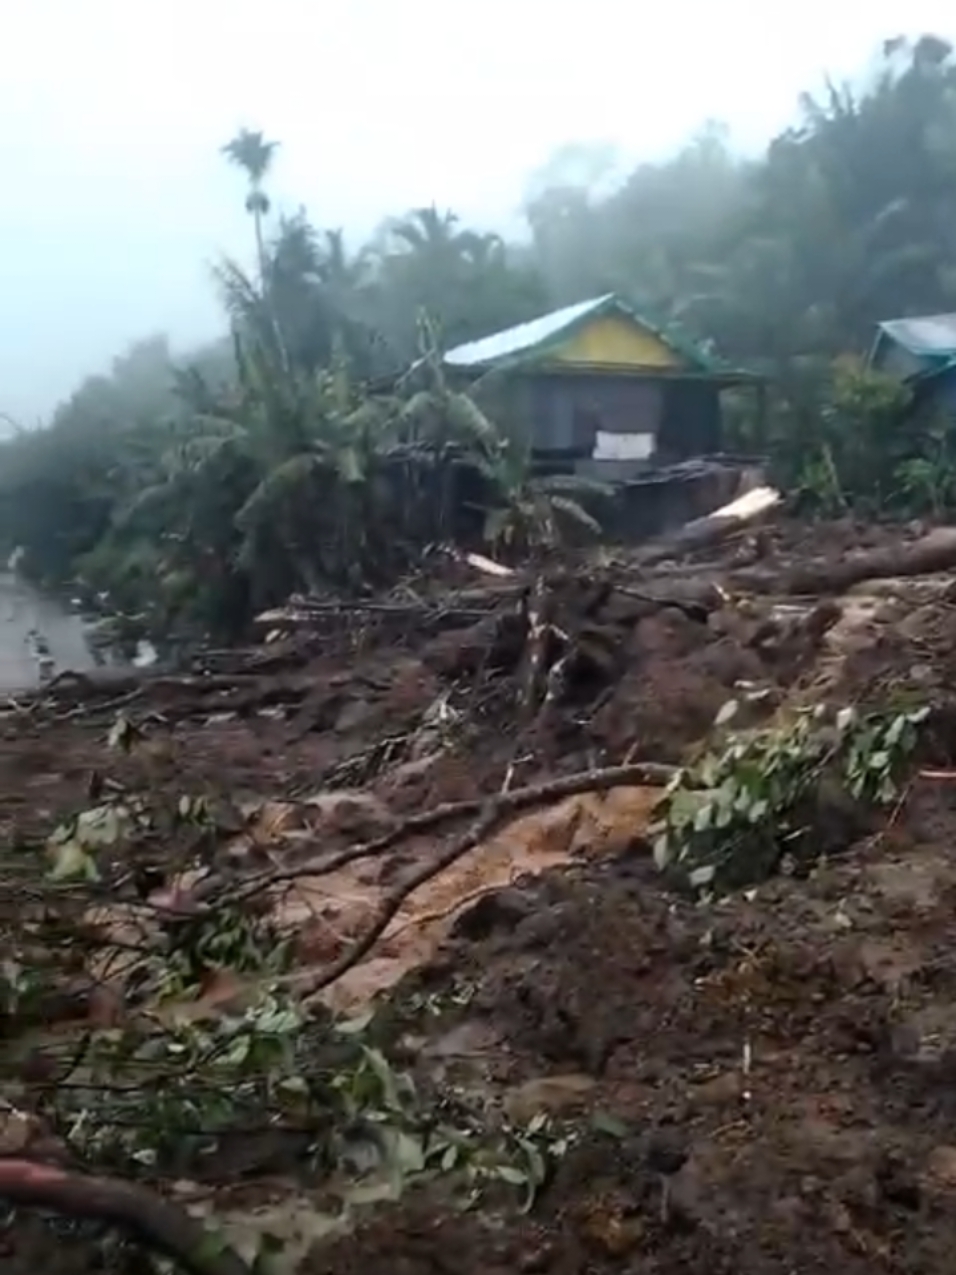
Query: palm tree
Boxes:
[
  {"xmin": 390, "ymin": 206, "xmax": 462, "ymax": 255},
  {"xmin": 221, "ymin": 129, "xmax": 280, "ymax": 285},
  {"xmin": 320, "ymin": 229, "xmax": 371, "ymax": 292}
]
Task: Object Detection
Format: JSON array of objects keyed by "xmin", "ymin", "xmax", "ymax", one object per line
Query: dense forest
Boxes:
[{"xmin": 3, "ymin": 32, "xmax": 956, "ymax": 641}]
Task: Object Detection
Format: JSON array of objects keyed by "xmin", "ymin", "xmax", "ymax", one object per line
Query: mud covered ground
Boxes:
[{"xmin": 5, "ymin": 514, "xmax": 956, "ymax": 1273}]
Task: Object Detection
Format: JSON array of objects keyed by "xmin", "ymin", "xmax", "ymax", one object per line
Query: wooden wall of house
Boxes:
[
  {"xmin": 515, "ymin": 372, "xmax": 666, "ymax": 455},
  {"xmin": 657, "ymin": 381, "xmax": 721, "ymax": 460},
  {"xmin": 489, "ymin": 370, "xmax": 724, "ymax": 473}
]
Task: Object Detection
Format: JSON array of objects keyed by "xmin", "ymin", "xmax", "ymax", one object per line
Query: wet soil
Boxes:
[
  {"xmin": 5, "ymin": 515, "xmax": 956, "ymax": 1273},
  {"xmin": 305, "ymin": 802, "xmax": 956, "ymax": 1274}
]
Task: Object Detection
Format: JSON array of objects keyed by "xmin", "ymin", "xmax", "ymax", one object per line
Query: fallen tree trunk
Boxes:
[
  {"xmin": 735, "ymin": 527, "xmax": 956, "ymax": 596},
  {"xmin": 254, "ymin": 601, "xmax": 494, "ymax": 632},
  {"xmin": 638, "ymin": 486, "xmax": 782, "ymax": 567},
  {"xmin": 0, "ymin": 1158, "xmax": 249, "ymax": 1275}
]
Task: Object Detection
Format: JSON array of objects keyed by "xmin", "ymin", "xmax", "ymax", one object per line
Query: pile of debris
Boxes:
[{"xmin": 8, "ymin": 492, "xmax": 956, "ymax": 1273}]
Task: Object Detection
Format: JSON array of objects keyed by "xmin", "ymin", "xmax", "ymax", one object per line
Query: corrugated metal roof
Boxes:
[
  {"xmin": 877, "ymin": 314, "xmax": 956, "ymax": 358},
  {"xmin": 443, "ymin": 295, "xmax": 615, "ymax": 368}
]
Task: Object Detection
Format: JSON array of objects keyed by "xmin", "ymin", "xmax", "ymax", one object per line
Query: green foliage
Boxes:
[
  {"xmin": 480, "ymin": 442, "xmax": 609, "ymax": 557},
  {"xmin": 159, "ymin": 907, "xmax": 291, "ymax": 998},
  {"xmin": 787, "ymin": 361, "xmax": 956, "ymax": 516},
  {"xmin": 53, "ymin": 982, "xmax": 572, "ymax": 1215},
  {"xmin": 803, "ymin": 362, "xmax": 914, "ymax": 510},
  {"xmin": 652, "ymin": 699, "xmax": 928, "ymax": 891},
  {"xmin": 842, "ymin": 703, "xmax": 930, "ymax": 802},
  {"xmin": 46, "ymin": 797, "xmax": 142, "ymax": 882},
  {"xmin": 895, "ymin": 420, "xmax": 956, "ymax": 514}
]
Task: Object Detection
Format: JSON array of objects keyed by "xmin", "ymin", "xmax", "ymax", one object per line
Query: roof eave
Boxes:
[
  {"xmin": 866, "ymin": 327, "xmax": 889, "ymax": 367},
  {"xmin": 443, "ymin": 358, "xmax": 763, "ymax": 383},
  {"xmin": 440, "ymin": 292, "xmax": 758, "ymax": 379},
  {"xmin": 909, "ymin": 355, "xmax": 956, "ymax": 386}
]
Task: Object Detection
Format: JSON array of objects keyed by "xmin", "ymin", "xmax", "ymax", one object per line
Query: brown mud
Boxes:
[{"xmin": 5, "ymin": 515, "xmax": 956, "ymax": 1273}]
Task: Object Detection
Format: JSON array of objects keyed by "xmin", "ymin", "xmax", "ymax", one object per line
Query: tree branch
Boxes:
[
  {"xmin": 220, "ymin": 759, "xmax": 675, "ymax": 906},
  {"xmin": 300, "ymin": 760, "xmax": 673, "ymax": 998},
  {"xmin": 0, "ymin": 1159, "xmax": 250, "ymax": 1275}
]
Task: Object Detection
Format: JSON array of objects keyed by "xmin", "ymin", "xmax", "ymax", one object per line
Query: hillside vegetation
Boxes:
[{"xmin": 3, "ymin": 34, "xmax": 956, "ymax": 636}]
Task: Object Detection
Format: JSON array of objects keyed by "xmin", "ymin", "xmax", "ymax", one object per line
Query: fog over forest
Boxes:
[{"xmin": 2, "ymin": 2, "xmax": 952, "ymax": 422}]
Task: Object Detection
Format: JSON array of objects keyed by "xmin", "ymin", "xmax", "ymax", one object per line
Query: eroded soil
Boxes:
[{"xmin": 4, "ymin": 516, "xmax": 956, "ymax": 1273}]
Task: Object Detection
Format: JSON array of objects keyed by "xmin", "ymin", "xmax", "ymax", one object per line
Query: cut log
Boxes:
[
  {"xmin": 736, "ymin": 527, "xmax": 956, "ymax": 596},
  {"xmin": 638, "ymin": 486, "xmax": 782, "ymax": 566}
]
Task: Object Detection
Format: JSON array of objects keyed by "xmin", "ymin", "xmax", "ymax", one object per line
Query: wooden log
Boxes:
[
  {"xmin": 638, "ymin": 486, "xmax": 782, "ymax": 566},
  {"xmin": 735, "ymin": 527, "xmax": 956, "ymax": 596}
]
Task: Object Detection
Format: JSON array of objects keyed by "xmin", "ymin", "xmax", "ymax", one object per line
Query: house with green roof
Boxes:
[
  {"xmin": 440, "ymin": 293, "xmax": 763, "ymax": 479},
  {"xmin": 868, "ymin": 312, "xmax": 956, "ymax": 419}
]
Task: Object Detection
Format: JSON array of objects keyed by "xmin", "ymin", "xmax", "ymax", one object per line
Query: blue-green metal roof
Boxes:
[
  {"xmin": 873, "ymin": 314, "xmax": 956, "ymax": 360},
  {"xmin": 869, "ymin": 314, "xmax": 956, "ymax": 384},
  {"xmin": 441, "ymin": 294, "xmax": 757, "ymax": 380}
]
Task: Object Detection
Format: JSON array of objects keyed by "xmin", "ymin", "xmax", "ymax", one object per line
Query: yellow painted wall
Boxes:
[{"xmin": 551, "ymin": 315, "xmax": 681, "ymax": 369}]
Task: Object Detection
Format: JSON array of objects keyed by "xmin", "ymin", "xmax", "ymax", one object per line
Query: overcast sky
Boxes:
[{"xmin": 2, "ymin": 0, "xmax": 954, "ymax": 423}]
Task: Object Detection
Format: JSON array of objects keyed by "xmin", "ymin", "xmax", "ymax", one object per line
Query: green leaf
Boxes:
[
  {"xmin": 48, "ymin": 839, "xmax": 100, "ymax": 882},
  {"xmin": 884, "ymin": 714, "xmax": 906, "ymax": 747},
  {"xmin": 277, "ymin": 1074, "xmax": 309, "ymax": 1096},
  {"xmin": 391, "ymin": 1129, "xmax": 426, "ymax": 1174},
  {"xmin": 74, "ymin": 803, "xmax": 129, "ymax": 848},
  {"xmin": 668, "ymin": 787, "xmax": 703, "ymax": 826},
  {"xmin": 192, "ymin": 1230, "xmax": 231, "ymax": 1266},
  {"xmin": 518, "ymin": 1140, "xmax": 547, "ymax": 1186},
  {"xmin": 337, "ymin": 446, "xmax": 365, "ymax": 485},
  {"xmin": 835, "ymin": 706, "xmax": 856, "ymax": 732},
  {"xmin": 251, "ymin": 1232, "xmax": 287, "ymax": 1275},
  {"xmin": 361, "ymin": 1046, "xmax": 402, "ymax": 1112},
  {"xmin": 653, "ymin": 835, "xmax": 672, "ymax": 869},
  {"xmin": 335, "ymin": 1008, "xmax": 375, "ymax": 1036},
  {"xmin": 591, "ymin": 1110, "xmax": 629, "ymax": 1139}
]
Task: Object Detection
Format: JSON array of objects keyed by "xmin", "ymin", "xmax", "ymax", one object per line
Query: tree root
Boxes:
[{"xmin": 0, "ymin": 1158, "xmax": 250, "ymax": 1275}]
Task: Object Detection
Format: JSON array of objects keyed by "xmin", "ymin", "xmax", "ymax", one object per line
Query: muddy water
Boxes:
[{"xmin": 0, "ymin": 574, "xmax": 100, "ymax": 691}]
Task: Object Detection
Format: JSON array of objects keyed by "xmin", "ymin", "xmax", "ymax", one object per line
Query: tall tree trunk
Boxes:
[{"xmin": 253, "ymin": 206, "xmax": 267, "ymax": 292}]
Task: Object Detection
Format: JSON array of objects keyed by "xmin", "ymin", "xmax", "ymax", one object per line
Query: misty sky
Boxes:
[{"xmin": 2, "ymin": 1, "xmax": 954, "ymax": 424}]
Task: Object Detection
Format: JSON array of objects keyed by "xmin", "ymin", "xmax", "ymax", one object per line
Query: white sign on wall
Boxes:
[{"xmin": 593, "ymin": 430, "xmax": 654, "ymax": 460}]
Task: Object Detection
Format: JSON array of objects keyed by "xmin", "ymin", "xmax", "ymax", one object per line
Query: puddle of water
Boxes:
[{"xmin": 0, "ymin": 573, "xmax": 123, "ymax": 692}]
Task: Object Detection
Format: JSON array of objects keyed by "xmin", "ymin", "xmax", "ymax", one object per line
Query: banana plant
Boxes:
[{"xmin": 479, "ymin": 441, "xmax": 611, "ymax": 557}]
